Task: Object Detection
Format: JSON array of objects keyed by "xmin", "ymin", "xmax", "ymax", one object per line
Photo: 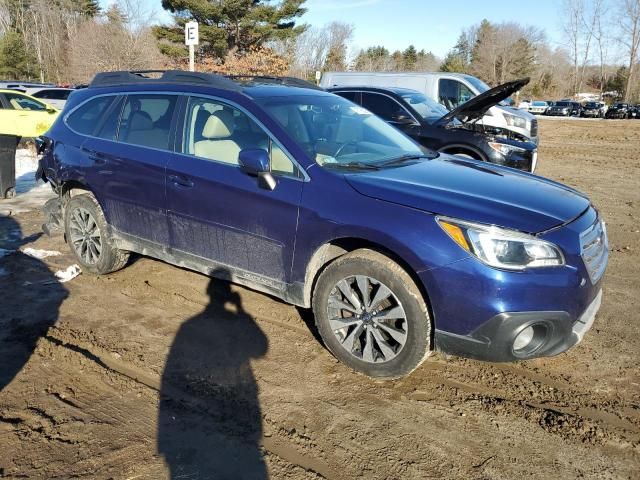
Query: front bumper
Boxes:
[
  {"xmin": 434, "ymin": 290, "xmax": 602, "ymax": 361},
  {"xmin": 420, "ymin": 206, "xmax": 607, "ymax": 363}
]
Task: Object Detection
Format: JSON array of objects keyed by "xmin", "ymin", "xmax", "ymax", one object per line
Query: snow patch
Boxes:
[
  {"xmin": 54, "ymin": 264, "xmax": 82, "ymax": 283},
  {"xmin": 21, "ymin": 247, "xmax": 61, "ymax": 259}
]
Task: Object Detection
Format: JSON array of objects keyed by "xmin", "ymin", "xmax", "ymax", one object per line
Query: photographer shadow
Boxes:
[
  {"xmin": 158, "ymin": 270, "xmax": 269, "ymax": 479},
  {"xmin": 0, "ymin": 215, "xmax": 68, "ymax": 391}
]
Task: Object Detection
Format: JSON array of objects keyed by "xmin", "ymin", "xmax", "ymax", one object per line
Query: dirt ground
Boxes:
[{"xmin": 0, "ymin": 118, "xmax": 639, "ymax": 479}]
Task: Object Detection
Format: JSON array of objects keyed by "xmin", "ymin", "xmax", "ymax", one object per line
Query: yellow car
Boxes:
[{"xmin": 0, "ymin": 89, "xmax": 60, "ymax": 137}]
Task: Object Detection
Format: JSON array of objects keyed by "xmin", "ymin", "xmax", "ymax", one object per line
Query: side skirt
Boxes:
[{"xmin": 112, "ymin": 230, "xmax": 306, "ymax": 307}]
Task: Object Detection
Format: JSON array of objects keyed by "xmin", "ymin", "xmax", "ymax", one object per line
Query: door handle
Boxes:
[
  {"xmin": 169, "ymin": 174, "xmax": 194, "ymax": 188},
  {"xmin": 80, "ymin": 147, "xmax": 107, "ymax": 165}
]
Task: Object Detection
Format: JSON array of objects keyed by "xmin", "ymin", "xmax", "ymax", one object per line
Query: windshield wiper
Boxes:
[
  {"xmin": 326, "ymin": 161, "xmax": 381, "ymax": 171},
  {"xmin": 379, "ymin": 153, "xmax": 434, "ymax": 167}
]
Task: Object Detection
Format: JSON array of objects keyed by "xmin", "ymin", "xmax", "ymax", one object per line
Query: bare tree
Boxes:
[
  {"xmin": 592, "ymin": 0, "xmax": 611, "ymax": 96},
  {"xmin": 67, "ymin": 0, "xmax": 163, "ymax": 83},
  {"xmin": 277, "ymin": 22, "xmax": 353, "ymax": 78},
  {"xmin": 618, "ymin": 0, "xmax": 640, "ymax": 101}
]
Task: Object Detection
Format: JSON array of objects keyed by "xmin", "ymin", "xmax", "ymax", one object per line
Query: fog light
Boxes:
[{"xmin": 513, "ymin": 326, "xmax": 535, "ymax": 351}]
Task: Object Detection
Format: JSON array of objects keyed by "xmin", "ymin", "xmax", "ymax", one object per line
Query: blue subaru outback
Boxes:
[{"xmin": 38, "ymin": 71, "xmax": 608, "ymax": 378}]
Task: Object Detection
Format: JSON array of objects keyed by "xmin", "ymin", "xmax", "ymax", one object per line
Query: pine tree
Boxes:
[
  {"xmin": 402, "ymin": 45, "xmax": 417, "ymax": 70},
  {"xmin": 0, "ymin": 31, "xmax": 37, "ymax": 79},
  {"xmin": 153, "ymin": 0, "xmax": 307, "ymax": 60},
  {"xmin": 440, "ymin": 32, "xmax": 472, "ymax": 73},
  {"xmin": 72, "ymin": 0, "xmax": 100, "ymax": 17}
]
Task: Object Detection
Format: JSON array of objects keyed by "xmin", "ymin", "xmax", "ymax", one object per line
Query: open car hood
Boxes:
[{"xmin": 435, "ymin": 77, "xmax": 530, "ymax": 125}]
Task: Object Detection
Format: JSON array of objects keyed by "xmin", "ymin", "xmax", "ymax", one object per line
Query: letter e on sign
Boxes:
[{"xmin": 185, "ymin": 22, "xmax": 199, "ymax": 46}]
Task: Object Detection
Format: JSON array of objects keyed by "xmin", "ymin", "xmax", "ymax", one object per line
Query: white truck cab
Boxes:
[{"xmin": 320, "ymin": 72, "xmax": 538, "ymax": 144}]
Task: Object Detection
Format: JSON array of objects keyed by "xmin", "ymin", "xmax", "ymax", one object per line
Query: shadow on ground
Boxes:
[
  {"xmin": 158, "ymin": 270, "xmax": 269, "ymax": 479},
  {"xmin": 0, "ymin": 215, "xmax": 67, "ymax": 391}
]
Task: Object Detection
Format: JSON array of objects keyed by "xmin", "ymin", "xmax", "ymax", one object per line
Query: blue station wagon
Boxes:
[{"xmin": 38, "ymin": 71, "xmax": 608, "ymax": 378}]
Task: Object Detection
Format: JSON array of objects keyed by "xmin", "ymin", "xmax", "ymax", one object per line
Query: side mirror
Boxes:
[
  {"xmin": 391, "ymin": 113, "xmax": 417, "ymax": 125},
  {"xmin": 238, "ymin": 148, "xmax": 276, "ymax": 190},
  {"xmin": 46, "ymin": 107, "xmax": 57, "ymax": 114}
]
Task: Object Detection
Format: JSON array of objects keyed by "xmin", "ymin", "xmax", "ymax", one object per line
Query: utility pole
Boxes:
[{"xmin": 185, "ymin": 22, "xmax": 199, "ymax": 72}]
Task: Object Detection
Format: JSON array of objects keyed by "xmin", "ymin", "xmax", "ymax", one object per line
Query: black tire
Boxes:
[
  {"xmin": 312, "ymin": 249, "xmax": 431, "ymax": 379},
  {"xmin": 4, "ymin": 187, "xmax": 15, "ymax": 199},
  {"xmin": 64, "ymin": 193, "xmax": 129, "ymax": 275}
]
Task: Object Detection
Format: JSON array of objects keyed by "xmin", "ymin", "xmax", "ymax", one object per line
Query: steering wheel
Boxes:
[{"xmin": 334, "ymin": 142, "xmax": 359, "ymax": 158}]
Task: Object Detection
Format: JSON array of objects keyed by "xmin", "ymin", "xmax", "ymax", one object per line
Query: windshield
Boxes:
[
  {"xmin": 585, "ymin": 102, "xmax": 599, "ymax": 108},
  {"xmin": 463, "ymin": 75, "xmax": 491, "ymax": 93},
  {"xmin": 556, "ymin": 102, "xmax": 573, "ymax": 107},
  {"xmin": 532, "ymin": 101, "xmax": 547, "ymax": 106},
  {"xmin": 257, "ymin": 94, "xmax": 429, "ymax": 169},
  {"xmin": 399, "ymin": 92, "xmax": 449, "ymax": 124}
]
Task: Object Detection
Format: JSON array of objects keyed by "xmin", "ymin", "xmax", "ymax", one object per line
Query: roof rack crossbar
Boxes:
[{"xmin": 89, "ymin": 70, "xmax": 243, "ymax": 92}]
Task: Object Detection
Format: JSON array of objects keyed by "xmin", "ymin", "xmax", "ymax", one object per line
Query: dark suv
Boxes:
[
  {"xmin": 546, "ymin": 101, "xmax": 582, "ymax": 117},
  {"xmin": 329, "ymin": 79, "xmax": 537, "ymax": 172},
  {"xmin": 38, "ymin": 71, "xmax": 608, "ymax": 378}
]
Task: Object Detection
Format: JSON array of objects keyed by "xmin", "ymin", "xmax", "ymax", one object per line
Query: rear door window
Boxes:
[
  {"xmin": 335, "ymin": 91, "xmax": 359, "ymax": 103},
  {"xmin": 438, "ymin": 79, "xmax": 475, "ymax": 109},
  {"xmin": 361, "ymin": 92, "xmax": 410, "ymax": 122},
  {"xmin": 66, "ymin": 96, "xmax": 116, "ymax": 135},
  {"xmin": 4, "ymin": 92, "xmax": 48, "ymax": 111},
  {"xmin": 118, "ymin": 94, "xmax": 178, "ymax": 150},
  {"xmin": 95, "ymin": 97, "xmax": 124, "ymax": 141},
  {"xmin": 35, "ymin": 89, "xmax": 72, "ymax": 100}
]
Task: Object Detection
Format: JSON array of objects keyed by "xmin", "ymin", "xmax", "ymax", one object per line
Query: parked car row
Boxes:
[
  {"xmin": 36, "ymin": 70, "xmax": 607, "ymax": 379},
  {"xmin": 0, "ymin": 81, "xmax": 77, "ymax": 110},
  {"xmin": 518, "ymin": 98, "xmax": 639, "ymax": 119}
]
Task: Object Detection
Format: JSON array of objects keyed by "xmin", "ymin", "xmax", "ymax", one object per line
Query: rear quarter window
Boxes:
[{"xmin": 66, "ymin": 96, "xmax": 116, "ymax": 135}]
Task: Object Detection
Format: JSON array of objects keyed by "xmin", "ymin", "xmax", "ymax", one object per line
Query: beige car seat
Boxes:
[{"xmin": 194, "ymin": 110, "xmax": 240, "ymax": 164}]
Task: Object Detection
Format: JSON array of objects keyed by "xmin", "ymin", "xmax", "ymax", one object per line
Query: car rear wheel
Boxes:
[
  {"xmin": 312, "ymin": 249, "xmax": 431, "ymax": 379},
  {"xmin": 64, "ymin": 193, "xmax": 129, "ymax": 275}
]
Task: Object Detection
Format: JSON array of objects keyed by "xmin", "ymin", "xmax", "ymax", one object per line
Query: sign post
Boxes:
[{"xmin": 184, "ymin": 21, "xmax": 199, "ymax": 72}]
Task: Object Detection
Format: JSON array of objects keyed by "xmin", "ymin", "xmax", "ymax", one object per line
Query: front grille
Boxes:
[
  {"xmin": 530, "ymin": 118, "xmax": 538, "ymax": 137},
  {"xmin": 580, "ymin": 219, "xmax": 608, "ymax": 284}
]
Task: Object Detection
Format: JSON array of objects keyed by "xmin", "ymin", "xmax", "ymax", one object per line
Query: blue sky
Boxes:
[{"xmin": 103, "ymin": 0, "xmax": 566, "ymax": 58}]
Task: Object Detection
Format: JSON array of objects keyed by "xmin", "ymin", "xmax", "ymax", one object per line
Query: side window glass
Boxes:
[
  {"xmin": 66, "ymin": 96, "xmax": 115, "ymax": 135},
  {"xmin": 119, "ymin": 94, "xmax": 177, "ymax": 150},
  {"xmin": 184, "ymin": 96, "xmax": 299, "ymax": 177},
  {"xmin": 5, "ymin": 93, "xmax": 47, "ymax": 111},
  {"xmin": 439, "ymin": 79, "xmax": 474, "ymax": 109},
  {"xmin": 96, "ymin": 97, "xmax": 124, "ymax": 141},
  {"xmin": 361, "ymin": 93, "xmax": 408, "ymax": 122},
  {"xmin": 270, "ymin": 142, "xmax": 297, "ymax": 176},
  {"xmin": 336, "ymin": 91, "xmax": 358, "ymax": 102}
]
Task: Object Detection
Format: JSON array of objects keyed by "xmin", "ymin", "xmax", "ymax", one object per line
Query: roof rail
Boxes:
[
  {"xmin": 89, "ymin": 70, "xmax": 243, "ymax": 92},
  {"xmin": 227, "ymin": 75, "xmax": 323, "ymax": 90}
]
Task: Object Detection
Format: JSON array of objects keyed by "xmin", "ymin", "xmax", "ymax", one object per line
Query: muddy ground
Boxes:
[{"xmin": 0, "ymin": 118, "xmax": 638, "ymax": 479}]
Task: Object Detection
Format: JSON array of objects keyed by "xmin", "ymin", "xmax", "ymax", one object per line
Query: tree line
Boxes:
[{"xmin": 0, "ymin": 0, "xmax": 638, "ymax": 101}]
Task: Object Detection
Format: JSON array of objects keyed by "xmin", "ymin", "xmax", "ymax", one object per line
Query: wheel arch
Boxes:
[
  {"xmin": 438, "ymin": 143, "xmax": 487, "ymax": 161},
  {"xmin": 302, "ymin": 237, "xmax": 432, "ymax": 319}
]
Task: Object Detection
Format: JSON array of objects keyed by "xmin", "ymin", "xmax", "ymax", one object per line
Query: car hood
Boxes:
[
  {"xmin": 436, "ymin": 78, "xmax": 530, "ymax": 125},
  {"xmin": 345, "ymin": 155, "xmax": 590, "ymax": 233}
]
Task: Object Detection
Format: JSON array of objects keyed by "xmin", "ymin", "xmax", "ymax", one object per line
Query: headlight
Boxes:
[
  {"xmin": 437, "ymin": 217, "xmax": 565, "ymax": 270},
  {"xmin": 488, "ymin": 142, "xmax": 527, "ymax": 157},
  {"xmin": 504, "ymin": 113, "xmax": 527, "ymax": 129}
]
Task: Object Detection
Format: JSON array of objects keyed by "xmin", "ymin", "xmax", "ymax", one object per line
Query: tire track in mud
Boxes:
[
  {"xmin": 39, "ymin": 327, "xmax": 342, "ymax": 480},
  {"xmin": 107, "ymin": 276, "xmax": 640, "ymax": 452}
]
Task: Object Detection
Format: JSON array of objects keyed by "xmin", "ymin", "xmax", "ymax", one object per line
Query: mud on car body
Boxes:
[{"xmin": 38, "ymin": 71, "xmax": 608, "ymax": 378}]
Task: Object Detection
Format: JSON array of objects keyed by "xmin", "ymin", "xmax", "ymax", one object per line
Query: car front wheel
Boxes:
[
  {"xmin": 64, "ymin": 193, "xmax": 129, "ymax": 275},
  {"xmin": 312, "ymin": 249, "xmax": 431, "ymax": 379}
]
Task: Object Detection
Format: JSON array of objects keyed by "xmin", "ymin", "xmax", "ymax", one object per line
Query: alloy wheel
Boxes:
[
  {"xmin": 69, "ymin": 207, "xmax": 102, "ymax": 265},
  {"xmin": 327, "ymin": 275, "xmax": 408, "ymax": 364}
]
